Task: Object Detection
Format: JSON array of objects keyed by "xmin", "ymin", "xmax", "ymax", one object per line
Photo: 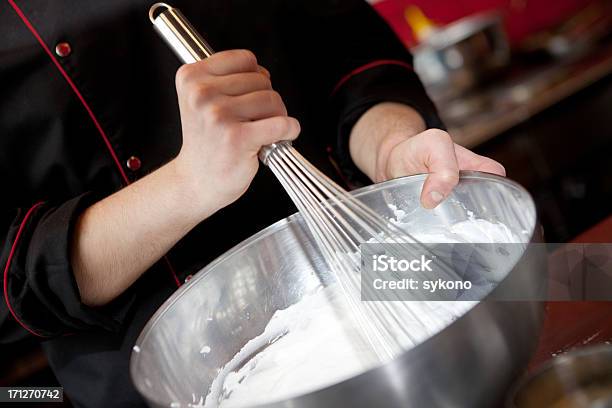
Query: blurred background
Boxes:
[
  {"xmin": 2, "ymin": 0, "xmax": 612, "ymax": 405},
  {"xmin": 371, "ymin": 0, "xmax": 612, "ymax": 243}
]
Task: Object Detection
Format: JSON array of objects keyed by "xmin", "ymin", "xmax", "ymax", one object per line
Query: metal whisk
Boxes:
[
  {"xmin": 264, "ymin": 143, "xmax": 427, "ymax": 360},
  {"xmin": 150, "ymin": 3, "xmax": 460, "ymax": 362}
]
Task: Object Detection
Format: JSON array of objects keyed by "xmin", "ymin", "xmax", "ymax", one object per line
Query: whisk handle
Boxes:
[
  {"xmin": 149, "ymin": 3, "xmax": 214, "ymax": 63},
  {"xmin": 149, "ymin": 3, "xmax": 289, "ymax": 164}
]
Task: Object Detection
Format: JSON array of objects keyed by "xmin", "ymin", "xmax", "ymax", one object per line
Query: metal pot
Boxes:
[
  {"xmin": 130, "ymin": 172, "xmax": 546, "ymax": 408},
  {"xmin": 510, "ymin": 344, "xmax": 612, "ymax": 408},
  {"xmin": 413, "ymin": 12, "xmax": 511, "ymax": 100}
]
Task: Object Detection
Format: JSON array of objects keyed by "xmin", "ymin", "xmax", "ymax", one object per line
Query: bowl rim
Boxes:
[
  {"xmin": 507, "ymin": 343, "xmax": 612, "ymax": 408},
  {"xmin": 130, "ymin": 170, "xmax": 538, "ymax": 407}
]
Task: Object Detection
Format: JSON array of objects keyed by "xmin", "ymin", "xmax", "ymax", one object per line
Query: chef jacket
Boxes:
[{"xmin": 0, "ymin": 0, "xmax": 442, "ymax": 406}]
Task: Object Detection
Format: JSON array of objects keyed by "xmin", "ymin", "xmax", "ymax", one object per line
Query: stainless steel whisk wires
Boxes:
[
  {"xmin": 265, "ymin": 143, "xmax": 460, "ymax": 361},
  {"xmin": 266, "ymin": 144, "xmax": 400, "ymax": 360}
]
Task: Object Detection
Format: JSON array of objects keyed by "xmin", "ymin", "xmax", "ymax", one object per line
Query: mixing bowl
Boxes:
[
  {"xmin": 130, "ymin": 172, "xmax": 546, "ymax": 408},
  {"xmin": 510, "ymin": 345, "xmax": 612, "ymax": 408}
]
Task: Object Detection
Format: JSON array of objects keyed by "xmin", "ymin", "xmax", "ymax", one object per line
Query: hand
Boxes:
[
  {"xmin": 376, "ymin": 129, "xmax": 506, "ymax": 208},
  {"xmin": 349, "ymin": 102, "xmax": 505, "ymax": 209},
  {"xmin": 173, "ymin": 49, "xmax": 300, "ymax": 216}
]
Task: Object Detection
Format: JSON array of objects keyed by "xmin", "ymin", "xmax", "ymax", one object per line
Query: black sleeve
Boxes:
[
  {"xmin": 1, "ymin": 194, "xmax": 136, "ymax": 342},
  {"xmin": 292, "ymin": 0, "xmax": 444, "ymax": 185}
]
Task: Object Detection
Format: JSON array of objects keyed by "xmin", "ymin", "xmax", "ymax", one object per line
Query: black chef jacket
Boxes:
[{"xmin": 0, "ymin": 0, "xmax": 442, "ymax": 406}]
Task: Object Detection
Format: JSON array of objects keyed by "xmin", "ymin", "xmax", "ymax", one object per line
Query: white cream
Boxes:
[
  {"xmin": 203, "ymin": 217, "xmax": 524, "ymax": 407},
  {"xmin": 207, "ymin": 286, "xmax": 374, "ymax": 407}
]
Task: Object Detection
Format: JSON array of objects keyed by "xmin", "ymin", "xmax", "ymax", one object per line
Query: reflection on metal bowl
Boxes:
[
  {"xmin": 130, "ymin": 172, "xmax": 546, "ymax": 408},
  {"xmin": 511, "ymin": 344, "xmax": 612, "ymax": 408}
]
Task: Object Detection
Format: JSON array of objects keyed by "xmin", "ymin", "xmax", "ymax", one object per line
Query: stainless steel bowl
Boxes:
[
  {"xmin": 510, "ymin": 344, "xmax": 612, "ymax": 408},
  {"xmin": 130, "ymin": 172, "xmax": 546, "ymax": 408}
]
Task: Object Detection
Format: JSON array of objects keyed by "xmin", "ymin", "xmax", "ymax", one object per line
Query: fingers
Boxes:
[
  {"xmin": 174, "ymin": 48, "xmax": 297, "ymax": 155},
  {"xmin": 454, "ymin": 144, "xmax": 506, "ymax": 176},
  {"xmin": 383, "ymin": 129, "xmax": 507, "ymax": 209},
  {"xmin": 215, "ymin": 72, "xmax": 272, "ymax": 96},
  {"xmin": 258, "ymin": 66, "xmax": 271, "ymax": 78},
  {"xmin": 418, "ymin": 130, "xmax": 460, "ymax": 209},
  {"xmin": 202, "ymin": 49, "xmax": 260, "ymax": 75},
  {"xmin": 205, "ymin": 50, "xmax": 269, "ymax": 76},
  {"xmin": 386, "ymin": 129, "xmax": 460, "ymax": 209},
  {"xmin": 230, "ymin": 90, "xmax": 287, "ymax": 120},
  {"xmin": 175, "ymin": 50, "xmax": 262, "ymax": 89},
  {"xmin": 240, "ymin": 116, "xmax": 300, "ymax": 151},
  {"xmin": 179, "ymin": 76, "xmax": 273, "ymax": 110},
  {"xmin": 175, "ymin": 48, "xmax": 278, "ymax": 116},
  {"xmin": 175, "ymin": 50, "xmax": 282, "ymax": 122}
]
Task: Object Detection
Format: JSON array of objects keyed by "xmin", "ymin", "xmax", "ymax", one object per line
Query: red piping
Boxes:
[
  {"xmin": 3, "ymin": 202, "xmax": 46, "ymax": 338},
  {"xmin": 8, "ymin": 0, "xmax": 181, "ymax": 288},
  {"xmin": 8, "ymin": 0, "xmax": 130, "ymax": 186},
  {"xmin": 331, "ymin": 59, "xmax": 413, "ymax": 96},
  {"xmin": 163, "ymin": 257, "xmax": 181, "ymax": 287}
]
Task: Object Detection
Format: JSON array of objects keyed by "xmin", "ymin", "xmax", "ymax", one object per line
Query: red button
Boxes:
[
  {"xmin": 55, "ymin": 42, "xmax": 72, "ymax": 58},
  {"xmin": 126, "ymin": 156, "xmax": 142, "ymax": 171},
  {"xmin": 184, "ymin": 274, "xmax": 193, "ymax": 283}
]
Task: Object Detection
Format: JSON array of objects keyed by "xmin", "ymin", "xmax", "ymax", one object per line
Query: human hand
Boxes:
[
  {"xmin": 375, "ymin": 128, "xmax": 506, "ymax": 208},
  {"xmin": 349, "ymin": 102, "xmax": 505, "ymax": 209},
  {"xmin": 173, "ymin": 49, "xmax": 300, "ymax": 215}
]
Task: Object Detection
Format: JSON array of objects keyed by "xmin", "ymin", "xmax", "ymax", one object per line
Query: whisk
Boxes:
[{"xmin": 150, "ymin": 3, "xmax": 462, "ymax": 362}]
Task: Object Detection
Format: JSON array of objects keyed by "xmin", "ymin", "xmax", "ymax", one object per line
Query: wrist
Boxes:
[
  {"xmin": 350, "ymin": 102, "xmax": 426, "ymax": 182},
  {"xmin": 164, "ymin": 157, "xmax": 222, "ymax": 223},
  {"xmin": 373, "ymin": 132, "xmax": 410, "ymax": 183}
]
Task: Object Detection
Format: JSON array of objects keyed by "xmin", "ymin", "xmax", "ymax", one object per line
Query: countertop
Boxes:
[
  {"xmin": 528, "ymin": 214, "xmax": 612, "ymax": 372},
  {"xmin": 437, "ymin": 43, "xmax": 612, "ymax": 148}
]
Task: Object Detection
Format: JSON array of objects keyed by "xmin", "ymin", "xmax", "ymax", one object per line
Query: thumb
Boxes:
[
  {"xmin": 387, "ymin": 130, "xmax": 460, "ymax": 209},
  {"xmin": 421, "ymin": 135, "xmax": 460, "ymax": 209}
]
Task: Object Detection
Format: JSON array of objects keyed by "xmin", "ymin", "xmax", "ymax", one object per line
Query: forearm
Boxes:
[
  {"xmin": 349, "ymin": 102, "xmax": 426, "ymax": 182},
  {"xmin": 71, "ymin": 159, "xmax": 216, "ymax": 307}
]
